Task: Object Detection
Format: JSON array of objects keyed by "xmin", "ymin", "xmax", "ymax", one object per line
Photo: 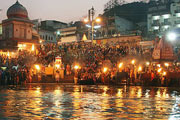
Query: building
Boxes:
[
  {"xmin": 0, "ymin": 1, "xmax": 39, "ymax": 50},
  {"xmin": 147, "ymin": 0, "xmax": 180, "ymax": 39},
  {"xmin": 102, "ymin": 2, "xmax": 148, "ymax": 38},
  {"xmin": 96, "ymin": 15, "xmax": 135, "ymax": 39},
  {"xmin": 41, "ymin": 20, "xmax": 67, "ymax": 31},
  {"xmin": 57, "ymin": 27, "xmax": 80, "ymax": 43},
  {"xmin": 39, "ymin": 29, "xmax": 56, "ymax": 44}
]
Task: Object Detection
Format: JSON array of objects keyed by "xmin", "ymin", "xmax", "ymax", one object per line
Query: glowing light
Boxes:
[
  {"xmin": 162, "ymin": 14, "xmax": 170, "ymax": 19},
  {"xmin": 95, "ymin": 18, "xmax": 101, "ymax": 23},
  {"xmin": 7, "ymin": 52, "xmax": 10, "ymax": 57},
  {"xmin": 153, "ymin": 15, "xmax": 160, "ymax": 20},
  {"xmin": 55, "ymin": 64, "xmax": 60, "ymax": 69},
  {"xmin": 118, "ymin": 63, "xmax": 123, "ymax": 68},
  {"xmin": 84, "ymin": 18, "xmax": 89, "ymax": 23},
  {"xmin": 94, "ymin": 25, "xmax": 101, "ymax": 29},
  {"xmin": 36, "ymin": 87, "xmax": 41, "ymax": 94},
  {"xmin": 74, "ymin": 65, "xmax": 80, "ymax": 70},
  {"xmin": 158, "ymin": 68, "xmax": 162, "ymax": 73},
  {"xmin": 35, "ymin": 65, "xmax": 40, "ymax": 71},
  {"xmin": 39, "ymin": 40, "xmax": 42, "ymax": 43},
  {"xmin": 131, "ymin": 60, "xmax": 135, "ymax": 65},
  {"xmin": 57, "ymin": 31, "xmax": 60, "ymax": 35},
  {"xmin": 18, "ymin": 44, "xmax": 23, "ymax": 48},
  {"xmin": 146, "ymin": 62, "xmax": 150, "ymax": 66},
  {"xmin": 157, "ymin": 64, "xmax": 161, "ymax": 68},
  {"xmin": 103, "ymin": 67, "xmax": 108, "ymax": 73},
  {"xmin": 163, "ymin": 71, "xmax": 167, "ymax": 76},
  {"xmin": 167, "ymin": 32, "xmax": 176, "ymax": 41},
  {"xmin": 164, "ymin": 63, "xmax": 169, "ymax": 67},
  {"xmin": 138, "ymin": 66, "xmax": 142, "ymax": 72},
  {"xmin": 31, "ymin": 44, "xmax": 35, "ymax": 51},
  {"xmin": 23, "ymin": 44, "xmax": 26, "ymax": 47}
]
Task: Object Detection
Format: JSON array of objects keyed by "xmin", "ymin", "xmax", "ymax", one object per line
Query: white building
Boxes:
[
  {"xmin": 57, "ymin": 27, "xmax": 79, "ymax": 43},
  {"xmin": 147, "ymin": 0, "xmax": 180, "ymax": 37},
  {"xmin": 39, "ymin": 29, "xmax": 56, "ymax": 44}
]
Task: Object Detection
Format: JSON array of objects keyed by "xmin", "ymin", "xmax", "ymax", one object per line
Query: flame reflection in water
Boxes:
[{"xmin": 0, "ymin": 84, "xmax": 180, "ymax": 119}]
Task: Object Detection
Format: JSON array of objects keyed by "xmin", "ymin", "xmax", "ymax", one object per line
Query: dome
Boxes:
[{"xmin": 7, "ymin": 1, "xmax": 28, "ymax": 19}]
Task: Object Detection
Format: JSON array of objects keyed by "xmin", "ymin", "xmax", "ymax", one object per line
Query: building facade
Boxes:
[
  {"xmin": 57, "ymin": 27, "xmax": 79, "ymax": 43},
  {"xmin": 39, "ymin": 29, "xmax": 56, "ymax": 44},
  {"xmin": 147, "ymin": 0, "xmax": 180, "ymax": 38},
  {"xmin": 1, "ymin": 1, "xmax": 39, "ymax": 50}
]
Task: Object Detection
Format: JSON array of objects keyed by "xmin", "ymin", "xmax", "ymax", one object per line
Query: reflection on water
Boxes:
[{"xmin": 0, "ymin": 84, "xmax": 180, "ymax": 120}]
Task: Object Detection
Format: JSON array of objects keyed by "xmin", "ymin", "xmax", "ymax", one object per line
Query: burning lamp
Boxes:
[
  {"xmin": 74, "ymin": 65, "xmax": 80, "ymax": 70},
  {"xmin": 35, "ymin": 64, "xmax": 40, "ymax": 71},
  {"xmin": 32, "ymin": 44, "xmax": 35, "ymax": 51},
  {"xmin": 146, "ymin": 62, "xmax": 150, "ymax": 66},
  {"xmin": 138, "ymin": 66, "xmax": 142, "ymax": 72},
  {"xmin": 118, "ymin": 63, "xmax": 123, "ymax": 68},
  {"xmin": 163, "ymin": 71, "xmax": 167, "ymax": 76},
  {"xmin": 157, "ymin": 64, "xmax": 161, "ymax": 68},
  {"xmin": 55, "ymin": 64, "xmax": 60, "ymax": 69},
  {"xmin": 157, "ymin": 68, "xmax": 162, "ymax": 73},
  {"xmin": 131, "ymin": 60, "xmax": 135, "ymax": 65},
  {"xmin": 164, "ymin": 63, "xmax": 169, "ymax": 67},
  {"xmin": 103, "ymin": 67, "xmax": 108, "ymax": 73},
  {"xmin": 7, "ymin": 52, "xmax": 10, "ymax": 57}
]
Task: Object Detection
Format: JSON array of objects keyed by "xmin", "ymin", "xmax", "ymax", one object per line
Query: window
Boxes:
[
  {"xmin": 46, "ymin": 35, "xmax": 48, "ymax": 40},
  {"xmin": 153, "ymin": 16, "xmax": 160, "ymax": 20},
  {"xmin": 162, "ymin": 14, "xmax": 170, "ymax": 19}
]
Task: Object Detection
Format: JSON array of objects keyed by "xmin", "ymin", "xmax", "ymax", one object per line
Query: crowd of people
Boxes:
[{"xmin": 0, "ymin": 41, "xmax": 179, "ymax": 86}]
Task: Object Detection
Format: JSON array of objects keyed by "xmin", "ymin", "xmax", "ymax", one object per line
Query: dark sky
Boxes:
[{"xmin": 0, "ymin": 0, "xmax": 111, "ymax": 23}]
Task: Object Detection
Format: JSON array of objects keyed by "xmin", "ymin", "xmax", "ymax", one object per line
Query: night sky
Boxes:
[{"xmin": 0, "ymin": 0, "xmax": 111, "ymax": 23}]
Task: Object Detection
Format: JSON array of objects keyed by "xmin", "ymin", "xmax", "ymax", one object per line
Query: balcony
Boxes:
[
  {"xmin": 152, "ymin": 22, "xmax": 159, "ymax": 26},
  {"xmin": 161, "ymin": 21, "xmax": 171, "ymax": 25},
  {"xmin": 175, "ymin": 10, "xmax": 180, "ymax": 13},
  {"xmin": 175, "ymin": 21, "xmax": 180, "ymax": 24}
]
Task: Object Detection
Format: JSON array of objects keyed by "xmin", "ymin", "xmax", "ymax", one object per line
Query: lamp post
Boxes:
[{"xmin": 84, "ymin": 7, "xmax": 101, "ymax": 41}]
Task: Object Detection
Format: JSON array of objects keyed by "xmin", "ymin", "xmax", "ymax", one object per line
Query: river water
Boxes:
[{"xmin": 0, "ymin": 84, "xmax": 180, "ymax": 120}]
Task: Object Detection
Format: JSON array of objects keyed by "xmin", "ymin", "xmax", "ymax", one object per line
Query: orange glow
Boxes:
[
  {"xmin": 118, "ymin": 63, "xmax": 123, "ymax": 68},
  {"xmin": 164, "ymin": 63, "xmax": 169, "ymax": 67},
  {"xmin": 138, "ymin": 66, "xmax": 142, "ymax": 72},
  {"xmin": 74, "ymin": 65, "xmax": 80, "ymax": 70},
  {"xmin": 163, "ymin": 71, "xmax": 167, "ymax": 76},
  {"xmin": 31, "ymin": 44, "xmax": 35, "ymax": 51},
  {"xmin": 157, "ymin": 64, "xmax": 161, "ymax": 68},
  {"xmin": 84, "ymin": 18, "xmax": 89, "ymax": 23},
  {"xmin": 55, "ymin": 64, "xmax": 60, "ymax": 69},
  {"xmin": 103, "ymin": 67, "xmax": 108, "ymax": 73},
  {"xmin": 35, "ymin": 64, "xmax": 40, "ymax": 71},
  {"xmin": 158, "ymin": 68, "xmax": 162, "ymax": 73},
  {"xmin": 131, "ymin": 60, "xmax": 135, "ymax": 65},
  {"xmin": 95, "ymin": 17, "xmax": 101, "ymax": 23},
  {"xmin": 146, "ymin": 62, "xmax": 150, "ymax": 66}
]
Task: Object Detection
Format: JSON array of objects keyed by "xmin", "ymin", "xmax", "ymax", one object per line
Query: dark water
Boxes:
[{"xmin": 0, "ymin": 84, "xmax": 180, "ymax": 120}]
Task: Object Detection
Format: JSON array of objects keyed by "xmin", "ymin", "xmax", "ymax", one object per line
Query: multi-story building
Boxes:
[
  {"xmin": 100, "ymin": 2, "xmax": 148, "ymax": 38},
  {"xmin": 57, "ymin": 27, "xmax": 79, "ymax": 43},
  {"xmin": 41, "ymin": 20, "xmax": 67, "ymax": 31},
  {"xmin": 147, "ymin": 0, "xmax": 180, "ymax": 38},
  {"xmin": 39, "ymin": 29, "xmax": 56, "ymax": 44},
  {"xmin": 96, "ymin": 15, "xmax": 135, "ymax": 39}
]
